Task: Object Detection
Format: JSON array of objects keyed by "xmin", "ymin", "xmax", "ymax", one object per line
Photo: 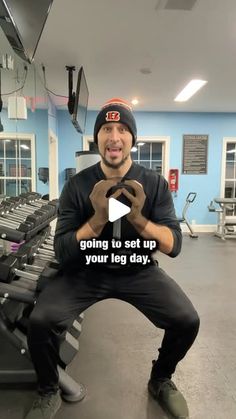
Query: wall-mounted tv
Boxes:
[
  {"xmin": 0, "ymin": 0, "xmax": 53, "ymax": 63},
  {"xmin": 71, "ymin": 66, "xmax": 89, "ymax": 134}
]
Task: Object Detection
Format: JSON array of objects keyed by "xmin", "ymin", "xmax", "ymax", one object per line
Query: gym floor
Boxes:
[{"xmin": 0, "ymin": 233, "xmax": 235, "ymax": 419}]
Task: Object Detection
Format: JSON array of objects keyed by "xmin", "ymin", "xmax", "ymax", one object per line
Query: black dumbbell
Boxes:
[{"xmin": 106, "ymin": 182, "xmax": 135, "ymax": 207}]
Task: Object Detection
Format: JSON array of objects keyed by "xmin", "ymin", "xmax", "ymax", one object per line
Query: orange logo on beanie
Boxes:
[{"xmin": 105, "ymin": 111, "xmax": 120, "ymax": 122}]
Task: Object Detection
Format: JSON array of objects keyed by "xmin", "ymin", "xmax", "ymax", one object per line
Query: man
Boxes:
[{"xmin": 25, "ymin": 98, "xmax": 199, "ymax": 419}]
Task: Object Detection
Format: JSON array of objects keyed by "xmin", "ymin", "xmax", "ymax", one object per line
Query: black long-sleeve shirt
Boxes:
[{"xmin": 54, "ymin": 162, "xmax": 182, "ymax": 271}]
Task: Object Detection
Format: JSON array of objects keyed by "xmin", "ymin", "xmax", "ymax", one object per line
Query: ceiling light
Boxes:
[
  {"xmin": 137, "ymin": 142, "xmax": 145, "ymax": 146},
  {"xmin": 174, "ymin": 79, "xmax": 208, "ymax": 102},
  {"xmin": 20, "ymin": 144, "xmax": 29, "ymax": 149},
  {"xmin": 227, "ymin": 148, "xmax": 236, "ymax": 153},
  {"xmin": 131, "ymin": 98, "xmax": 139, "ymax": 105},
  {"xmin": 131, "ymin": 146, "xmax": 138, "ymax": 152}
]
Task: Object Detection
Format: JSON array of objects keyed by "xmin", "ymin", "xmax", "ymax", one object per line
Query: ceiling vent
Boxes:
[{"xmin": 155, "ymin": 0, "xmax": 197, "ymax": 11}]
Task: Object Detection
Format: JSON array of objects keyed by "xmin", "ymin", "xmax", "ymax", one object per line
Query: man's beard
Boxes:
[{"xmin": 100, "ymin": 153, "xmax": 129, "ymax": 169}]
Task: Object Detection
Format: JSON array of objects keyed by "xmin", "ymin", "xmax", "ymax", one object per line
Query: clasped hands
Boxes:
[{"xmin": 88, "ymin": 179, "xmax": 146, "ymax": 235}]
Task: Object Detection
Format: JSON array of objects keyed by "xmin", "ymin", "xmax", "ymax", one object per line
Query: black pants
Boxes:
[{"xmin": 27, "ymin": 265, "xmax": 200, "ymax": 394}]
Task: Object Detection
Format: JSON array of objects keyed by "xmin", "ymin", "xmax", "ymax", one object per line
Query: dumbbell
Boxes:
[
  {"xmin": 0, "ymin": 249, "xmax": 56, "ymax": 285},
  {"xmin": 12, "ymin": 230, "xmax": 50, "ymax": 262},
  {"xmin": 19, "ymin": 254, "xmax": 57, "ymax": 286},
  {"xmin": 36, "ymin": 248, "xmax": 55, "ymax": 258},
  {"xmin": 13, "ymin": 263, "xmax": 54, "ymax": 292},
  {"xmin": 36, "ymin": 234, "xmax": 55, "ymax": 250},
  {"xmin": 34, "ymin": 233, "xmax": 58, "ymax": 261},
  {"xmin": 1, "ymin": 208, "xmax": 42, "ymax": 229},
  {"xmin": 107, "ymin": 182, "xmax": 135, "ymax": 239},
  {"xmin": 41, "ymin": 243, "xmax": 54, "ymax": 251},
  {"xmin": 0, "ymin": 202, "xmax": 42, "ymax": 232},
  {"xmin": 33, "ymin": 251, "xmax": 57, "ymax": 263},
  {"xmin": 68, "ymin": 314, "xmax": 84, "ymax": 338},
  {"xmin": 14, "ymin": 268, "xmax": 38, "ymax": 281},
  {"xmin": 0, "ymin": 214, "xmax": 33, "ymax": 233},
  {"xmin": 23, "ymin": 263, "xmax": 45, "ymax": 274},
  {"xmin": 0, "ymin": 254, "xmax": 19, "ymax": 283},
  {"xmin": 0, "ymin": 225, "xmax": 25, "ymax": 243},
  {"xmin": 44, "ymin": 237, "xmax": 54, "ymax": 246},
  {"xmin": 20, "ymin": 192, "xmax": 41, "ymax": 201},
  {"xmin": 60, "ymin": 314, "xmax": 85, "ymax": 364},
  {"xmin": 10, "ymin": 202, "xmax": 53, "ymax": 224},
  {"xmin": 16, "ymin": 235, "xmax": 55, "ymax": 266},
  {"xmin": 0, "ymin": 253, "xmax": 41, "ymax": 284},
  {"xmin": 4, "ymin": 198, "xmax": 57, "ymax": 222},
  {"xmin": 0, "ymin": 281, "xmax": 36, "ymax": 304},
  {"xmin": 106, "ymin": 182, "xmax": 135, "ymax": 205}
]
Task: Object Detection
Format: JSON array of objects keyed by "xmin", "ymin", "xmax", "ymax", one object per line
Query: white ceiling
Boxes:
[{"xmin": 2, "ymin": 0, "xmax": 236, "ymax": 112}]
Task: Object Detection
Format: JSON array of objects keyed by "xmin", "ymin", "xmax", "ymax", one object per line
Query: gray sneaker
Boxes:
[
  {"xmin": 148, "ymin": 378, "xmax": 189, "ymax": 419},
  {"xmin": 24, "ymin": 392, "xmax": 62, "ymax": 419}
]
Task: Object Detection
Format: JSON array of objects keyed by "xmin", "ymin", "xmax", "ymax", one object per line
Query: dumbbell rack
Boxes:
[
  {"xmin": 0, "ymin": 192, "xmax": 59, "ymax": 243},
  {"xmin": 0, "ymin": 193, "xmax": 86, "ymax": 402}
]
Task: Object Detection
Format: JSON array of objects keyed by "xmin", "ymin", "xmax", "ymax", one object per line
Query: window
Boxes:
[
  {"xmin": 221, "ymin": 137, "xmax": 236, "ymax": 216},
  {"xmin": 83, "ymin": 136, "xmax": 170, "ymax": 179},
  {"xmin": 131, "ymin": 141, "xmax": 164, "ymax": 175},
  {"xmin": 0, "ymin": 133, "xmax": 36, "ymax": 197}
]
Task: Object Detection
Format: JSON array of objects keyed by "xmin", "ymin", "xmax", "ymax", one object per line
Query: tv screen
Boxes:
[
  {"xmin": 72, "ymin": 66, "xmax": 89, "ymax": 134},
  {"xmin": 0, "ymin": 0, "xmax": 53, "ymax": 63}
]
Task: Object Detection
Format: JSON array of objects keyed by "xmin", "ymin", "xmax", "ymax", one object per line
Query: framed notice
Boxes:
[{"xmin": 182, "ymin": 135, "xmax": 208, "ymax": 174}]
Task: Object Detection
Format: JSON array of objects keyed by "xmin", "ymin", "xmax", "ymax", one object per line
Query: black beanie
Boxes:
[{"xmin": 94, "ymin": 98, "xmax": 137, "ymax": 146}]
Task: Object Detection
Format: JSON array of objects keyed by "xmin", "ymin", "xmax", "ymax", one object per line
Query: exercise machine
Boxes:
[
  {"xmin": 208, "ymin": 197, "xmax": 236, "ymax": 240},
  {"xmin": 178, "ymin": 192, "xmax": 198, "ymax": 238}
]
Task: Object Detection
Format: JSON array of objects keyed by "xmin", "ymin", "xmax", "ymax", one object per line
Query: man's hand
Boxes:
[
  {"xmin": 121, "ymin": 180, "xmax": 146, "ymax": 225},
  {"xmin": 88, "ymin": 180, "xmax": 122, "ymax": 235}
]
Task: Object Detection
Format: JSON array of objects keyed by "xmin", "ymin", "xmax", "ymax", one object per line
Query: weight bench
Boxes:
[{"xmin": 178, "ymin": 192, "xmax": 198, "ymax": 238}]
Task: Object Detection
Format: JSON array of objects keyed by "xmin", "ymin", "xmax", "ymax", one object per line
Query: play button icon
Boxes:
[{"xmin": 108, "ymin": 197, "xmax": 131, "ymax": 222}]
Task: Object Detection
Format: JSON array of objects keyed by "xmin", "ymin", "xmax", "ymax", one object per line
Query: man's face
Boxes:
[{"xmin": 97, "ymin": 122, "xmax": 133, "ymax": 169}]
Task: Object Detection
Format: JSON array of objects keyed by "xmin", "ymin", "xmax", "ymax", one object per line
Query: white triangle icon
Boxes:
[{"xmin": 108, "ymin": 197, "xmax": 131, "ymax": 222}]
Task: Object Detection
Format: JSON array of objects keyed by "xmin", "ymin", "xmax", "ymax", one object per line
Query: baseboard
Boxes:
[{"xmin": 180, "ymin": 224, "xmax": 216, "ymax": 233}]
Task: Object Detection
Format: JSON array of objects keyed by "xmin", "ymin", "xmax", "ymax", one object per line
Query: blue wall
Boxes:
[
  {"xmin": 57, "ymin": 110, "xmax": 236, "ymax": 225},
  {"xmin": 133, "ymin": 112, "xmax": 236, "ymax": 225},
  {"xmin": 2, "ymin": 107, "xmax": 236, "ymax": 225}
]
